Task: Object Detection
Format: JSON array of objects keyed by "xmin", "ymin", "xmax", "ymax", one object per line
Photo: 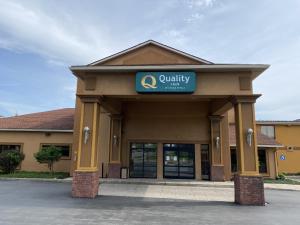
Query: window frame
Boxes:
[
  {"xmin": 0, "ymin": 142, "xmax": 23, "ymax": 153},
  {"xmin": 40, "ymin": 143, "xmax": 72, "ymax": 160},
  {"xmin": 260, "ymin": 125, "xmax": 276, "ymax": 139},
  {"xmin": 0, "ymin": 142, "xmax": 24, "ymax": 170}
]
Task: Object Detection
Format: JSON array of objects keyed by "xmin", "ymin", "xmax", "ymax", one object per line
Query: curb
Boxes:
[
  {"xmin": 0, "ymin": 177, "xmax": 72, "ymax": 183},
  {"xmin": 1, "ymin": 177, "xmax": 299, "ymax": 191}
]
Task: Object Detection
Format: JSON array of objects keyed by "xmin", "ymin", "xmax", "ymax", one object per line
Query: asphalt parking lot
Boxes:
[{"xmin": 0, "ymin": 180, "xmax": 299, "ymax": 225}]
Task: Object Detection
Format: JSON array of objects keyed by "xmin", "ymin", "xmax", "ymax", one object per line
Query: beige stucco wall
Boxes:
[
  {"xmin": 0, "ymin": 131, "xmax": 73, "ymax": 173},
  {"xmin": 255, "ymin": 124, "xmax": 300, "ymax": 174},
  {"xmin": 120, "ymin": 101, "xmax": 211, "ymax": 168},
  {"xmin": 275, "ymin": 125, "xmax": 300, "ymax": 173}
]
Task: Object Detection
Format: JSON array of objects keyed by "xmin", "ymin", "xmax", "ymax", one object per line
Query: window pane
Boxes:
[
  {"xmin": 179, "ymin": 167, "xmax": 194, "ymax": 178},
  {"xmin": 0, "ymin": 145, "xmax": 21, "ymax": 153},
  {"xmin": 164, "ymin": 166, "xmax": 178, "ymax": 177},
  {"xmin": 41, "ymin": 144, "xmax": 70, "ymax": 157},
  {"xmin": 261, "ymin": 126, "xmax": 275, "ymax": 139}
]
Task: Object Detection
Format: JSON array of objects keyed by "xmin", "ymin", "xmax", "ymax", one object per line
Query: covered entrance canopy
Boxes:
[{"xmin": 70, "ymin": 40, "xmax": 269, "ymax": 205}]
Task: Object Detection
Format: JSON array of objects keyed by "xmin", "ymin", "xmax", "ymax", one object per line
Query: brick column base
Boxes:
[
  {"xmin": 72, "ymin": 171, "xmax": 99, "ymax": 198},
  {"xmin": 211, "ymin": 165, "xmax": 225, "ymax": 181},
  {"xmin": 108, "ymin": 163, "xmax": 121, "ymax": 178},
  {"xmin": 234, "ymin": 174, "xmax": 265, "ymax": 206}
]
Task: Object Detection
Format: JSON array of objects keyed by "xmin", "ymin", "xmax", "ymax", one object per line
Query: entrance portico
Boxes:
[{"xmin": 70, "ymin": 40, "xmax": 269, "ymax": 205}]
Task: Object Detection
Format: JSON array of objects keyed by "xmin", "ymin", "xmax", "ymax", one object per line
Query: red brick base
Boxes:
[
  {"xmin": 234, "ymin": 174, "xmax": 265, "ymax": 206},
  {"xmin": 72, "ymin": 171, "xmax": 99, "ymax": 198},
  {"xmin": 211, "ymin": 165, "xmax": 225, "ymax": 181},
  {"xmin": 108, "ymin": 163, "xmax": 121, "ymax": 178}
]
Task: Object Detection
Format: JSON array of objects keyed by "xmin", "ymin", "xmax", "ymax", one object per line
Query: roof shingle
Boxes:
[{"xmin": 0, "ymin": 108, "xmax": 74, "ymax": 130}]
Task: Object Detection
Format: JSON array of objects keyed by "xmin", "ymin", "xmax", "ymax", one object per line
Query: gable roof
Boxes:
[
  {"xmin": 229, "ymin": 124, "xmax": 282, "ymax": 147},
  {"xmin": 0, "ymin": 108, "xmax": 74, "ymax": 132},
  {"xmin": 89, "ymin": 40, "xmax": 213, "ymax": 66}
]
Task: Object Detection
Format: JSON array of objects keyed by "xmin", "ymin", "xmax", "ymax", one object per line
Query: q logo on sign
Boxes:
[{"xmin": 141, "ymin": 75, "xmax": 157, "ymax": 89}]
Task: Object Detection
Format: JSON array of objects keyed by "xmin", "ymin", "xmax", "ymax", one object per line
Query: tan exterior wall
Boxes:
[
  {"xmin": 98, "ymin": 44, "xmax": 202, "ymax": 66},
  {"xmin": 255, "ymin": 124, "xmax": 300, "ymax": 174},
  {"xmin": 77, "ymin": 72, "xmax": 253, "ymax": 97},
  {"xmin": 274, "ymin": 125, "xmax": 300, "ymax": 173},
  {"xmin": 120, "ymin": 101, "xmax": 211, "ymax": 170},
  {"xmin": 0, "ymin": 131, "xmax": 73, "ymax": 172}
]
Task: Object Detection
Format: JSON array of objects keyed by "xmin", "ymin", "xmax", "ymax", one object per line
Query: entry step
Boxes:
[{"xmin": 100, "ymin": 178, "xmax": 234, "ymax": 188}]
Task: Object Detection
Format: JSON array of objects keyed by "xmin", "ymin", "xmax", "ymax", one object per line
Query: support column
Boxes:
[
  {"xmin": 108, "ymin": 114, "xmax": 122, "ymax": 178},
  {"xmin": 232, "ymin": 96, "xmax": 265, "ymax": 206},
  {"xmin": 72, "ymin": 97, "xmax": 101, "ymax": 198},
  {"xmin": 209, "ymin": 116, "xmax": 225, "ymax": 181}
]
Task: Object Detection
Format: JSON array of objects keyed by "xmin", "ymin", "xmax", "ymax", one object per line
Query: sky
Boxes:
[{"xmin": 0, "ymin": 0, "xmax": 299, "ymax": 120}]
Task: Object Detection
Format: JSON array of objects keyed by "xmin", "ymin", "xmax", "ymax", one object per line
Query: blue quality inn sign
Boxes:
[{"xmin": 136, "ymin": 71, "xmax": 196, "ymax": 93}]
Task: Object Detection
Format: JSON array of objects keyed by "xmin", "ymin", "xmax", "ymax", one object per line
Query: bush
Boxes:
[
  {"xmin": 276, "ymin": 173, "xmax": 286, "ymax": 180},
  {"xmin": 34, "ymin": 145, "xmax": 62, "ymax": 174},
  {"xmin": 0, "ymin": 150, "xmax": 25, "ymax": 174}
]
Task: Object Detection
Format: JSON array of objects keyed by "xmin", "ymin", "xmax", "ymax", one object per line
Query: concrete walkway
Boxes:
[
  {"xmin": 100, "ymin": 178, "xmax": 300, "ymax": 191},
  {"xmin": 98, "ymin": 178, "xmax": 300, "ymax": 201},
  {"xmin": 99, "ymin": 183, "xmax": 234, "ymax": 202}
]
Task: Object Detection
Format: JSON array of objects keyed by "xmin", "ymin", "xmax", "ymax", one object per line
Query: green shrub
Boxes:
[
  {"xmin": 34, "ymin": 145, "xmax": 62, "ymax": 174},
  {"xmin": 0, "ymin": 150, "xmax": 25, "ymax": 174},
  {"xmin": 276, "ymin": 173, "xmax": 286, "ymax": 180}
]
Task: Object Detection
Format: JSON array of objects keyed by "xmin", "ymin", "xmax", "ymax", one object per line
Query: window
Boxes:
[
  {"xmin": 0, "ymin": 144, "xmax": 21, "ymax": 153},
  {"xmin": 261, "ymin": 126, "xmax": 275, "ymax": 139},
  {"xmin": 130, "ymin": 143, "xmax": 157, "ymax": 178},
  {"xmin": 41, "ymin": 144, "xmax": 71, "ymax": 159}
]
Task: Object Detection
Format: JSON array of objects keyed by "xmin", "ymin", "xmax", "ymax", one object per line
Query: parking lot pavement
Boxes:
[{"xmin": 1, "ymin": 180, "xmax": 300, "ymax": 225}]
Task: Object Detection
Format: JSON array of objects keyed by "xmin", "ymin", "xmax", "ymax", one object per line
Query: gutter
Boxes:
[
  {"xmin": 230, "ymin": 144, "xmax": 283, "ymax": 148},
  {"xmin": 0, "ymin": 129, "xmax": 74, "ymax": 133}
]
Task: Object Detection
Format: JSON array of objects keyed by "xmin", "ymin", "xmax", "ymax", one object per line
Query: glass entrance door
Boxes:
[
  {"xmin": 129, "ymin": 143, "xmax": 157, "ymax": 178},
  {"xmin": 163, "ymin": 144, "xmax": 195, "ymax": 179}
]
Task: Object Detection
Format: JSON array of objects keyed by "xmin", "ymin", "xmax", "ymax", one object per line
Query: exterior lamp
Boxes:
[
  {"xmin": 113, "ymin": 135, "xmax": 119, "ymax": 146},
  {"xmin": 246, "ymin": 128, "xmax": 254, "ymax": 146},
  {"xmin": 215, "ymin": 136, "xmax": 220, "ymax": 149},
  {"xmin": 83, "ymin": 126, "xmax": 90, "ymax": 144}
]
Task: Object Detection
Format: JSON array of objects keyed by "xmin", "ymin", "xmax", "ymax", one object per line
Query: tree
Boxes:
[
  {"xmin": 34, "ymin": 145, "xmax": 62, "ymax": 174},
  {"xmin": 0, "ymin": 150, "xmax": 25, "ymax": 174}
]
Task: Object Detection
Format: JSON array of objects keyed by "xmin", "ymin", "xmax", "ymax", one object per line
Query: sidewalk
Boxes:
[
  {"xmin": 100, "ymin": 178, "xmax": 300, "ymax": 191},
  {"xmin": 1, "ymin": 177, "xmax": 299, "ymax": 191}
]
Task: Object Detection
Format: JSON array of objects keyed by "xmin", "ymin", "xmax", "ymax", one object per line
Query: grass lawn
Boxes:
[
  {"xmin": 264, "ymin": 178, "xmax": 300, "ymax": 185},
  {"xmin": 0, "ymin": 171, "xmax": 70, "ymax": 179}
]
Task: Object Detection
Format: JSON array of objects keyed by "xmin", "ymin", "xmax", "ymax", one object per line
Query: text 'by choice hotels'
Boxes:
[{"xmin": 136, "ymin": 71, "xmax": 196, "ymax": 93}]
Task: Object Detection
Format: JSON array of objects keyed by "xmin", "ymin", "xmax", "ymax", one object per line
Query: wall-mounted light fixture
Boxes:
[
  {"xmin": 246, "ymin": 128, "xmax": 254, "ymax": 146},
  {"xmin": 83, "ymin": 126, "xmax": 90, "ymax": 144},
  {"xmin": 215, "ymin": 136, "xmax": 220, "ymax": 149},
  {"xmin": 113, "ymin": 135, "xmax": 119, "ymax": 146}
]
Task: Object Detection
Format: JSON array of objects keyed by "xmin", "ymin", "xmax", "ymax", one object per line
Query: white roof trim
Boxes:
[
  {"xmin": 89, "ymin": 40, "xmax": 213, "ymax": 66},
  {"xmin": 71, "ymin": 64, "xmax": 269, "ymax": 72},
  {"xmin": 257, "ymin": 121, "xmax": 300, "ymax": 125},
  {"xmin": 230, "ymin": 144, "xmax": 283, "ymax": 148},
  {"xmin": 0, "ymin": 129, "xmax": 73, "ymax": 133}
]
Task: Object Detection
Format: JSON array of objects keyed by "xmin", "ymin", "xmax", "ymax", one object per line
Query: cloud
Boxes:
[
  {"xmin": 185, "ymin": 0, "xmax": 216, "ymax": 8},
  {"xmin": 0, "ymin": 101, "xmax": 41, "ymax": 116},
  {"xmin": 0, "ymin": 1, "xmax": 112, "ymax": 65}
]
